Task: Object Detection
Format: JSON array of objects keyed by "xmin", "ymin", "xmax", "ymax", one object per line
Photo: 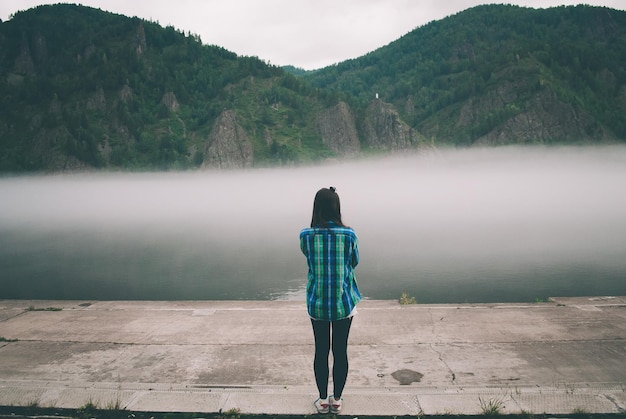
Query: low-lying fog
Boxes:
[{"xmin": 1, "ymin": 146, "xmax": 625, "ymax": 303}]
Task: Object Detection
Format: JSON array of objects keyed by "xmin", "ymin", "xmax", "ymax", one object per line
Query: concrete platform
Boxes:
[{"xmin": 0, "ymin": 297, "xmax": 625, "ymax": 416}]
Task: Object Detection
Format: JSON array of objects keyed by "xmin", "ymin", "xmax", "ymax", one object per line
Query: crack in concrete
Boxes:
[
  {"xmin": 428, "ymin": 342, "xmax": 456, "ymax": 384},
  {"xmin": 0, "ymin": 309, "xmax": 30, "ymax": 323},
  {"xmin": 427, "ymin": 308, "xmax": 456, "ymax": 384},
  {"xmin": 604, "ymin": 394, "xmax": 626, "ymax": 413}
]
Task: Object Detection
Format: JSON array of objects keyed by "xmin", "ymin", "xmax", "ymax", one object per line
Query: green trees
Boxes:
[
  {"xmin": 0, "ymin": 4, "xmax": 624, "ymax": 172},
  {"xmin": 0, "ymin": 4, "xmax": 340, "ymax": 171},
  {"xmin": 304, "ymin": 4, "xmax": 626, "ymax": 144}
]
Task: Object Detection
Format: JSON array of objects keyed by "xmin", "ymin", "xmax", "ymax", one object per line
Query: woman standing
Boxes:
[{"xmin": 299, "ymin": 187, "xmax": 362, "ymax": 414}]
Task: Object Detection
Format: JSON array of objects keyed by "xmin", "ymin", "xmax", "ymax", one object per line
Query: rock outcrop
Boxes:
[
  {"xmin": 455, "ymin": 80, "xmax": 616, "ymax": 146},
  {"xmin": 316, "ymin": 101, "xmax": 360, "ymax": 156},
  {"xmin": 161, "ymin": 92, "xmax": 179, "ymax": 113},
  {"xmin": 362, "ymin": 99, "xmax": 417, "ymax": 150},
  {"xmin": 86, "ymin": 88, "xmax": 107, "ymax": 112},
  {"xmin": 202, "ymin": 110, "xmax": 253, "ymax": 169},
  {"xmin": 32, "ymin": 126, "xmax": 91, "ymax": 171},
  {"xmin": 474, "ymin": 88, "xmax": 612, "ymax": 145},
  {"xmin": 134, "ymin": 23, "xmax": 147, "ymax": 56}
]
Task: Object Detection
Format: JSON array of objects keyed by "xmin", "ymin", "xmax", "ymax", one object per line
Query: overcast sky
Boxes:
[{"xmin": 2, "ymin": 1, "xmax": 624, "ymax": 70}]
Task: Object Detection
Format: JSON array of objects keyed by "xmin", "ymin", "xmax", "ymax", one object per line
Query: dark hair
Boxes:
[{"xmin": 311, "ymin": 186, "xmax": 345, "ymax": 228}]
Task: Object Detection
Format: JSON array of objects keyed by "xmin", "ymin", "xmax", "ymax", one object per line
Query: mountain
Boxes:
[
  {"xmin": 303, "ymin": 4, "xmax": 626, "ymax": 147},
  {"xmin": 1, "ymin": 4, "xmax": 625, "ymax": 172},
  {"xmin": 0, "ymin": 4, "xmax": 341, "ymax": 171}
]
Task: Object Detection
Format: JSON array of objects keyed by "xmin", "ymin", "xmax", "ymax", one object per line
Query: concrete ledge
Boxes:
[
  {"xmin": 1, "ymin": 381, "xmax": 626, "ymax": 416},
  {"xmin": 1, "ymin": 297, "xmax": 625, "ymax": 416}
]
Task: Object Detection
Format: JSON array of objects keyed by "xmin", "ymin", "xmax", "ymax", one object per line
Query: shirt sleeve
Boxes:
[
  {"xmin": 299, "ymin": 229, "xmax": 309, "ymax": 256},
  {"xmin": 351, "ymin": 233, "xmax": 359, "ymax": 268}
]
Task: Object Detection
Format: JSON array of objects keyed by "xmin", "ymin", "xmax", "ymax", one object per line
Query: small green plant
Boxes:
[
  {"xmin": 76, "ymin": 400, "xmax": 98, "ymax": 419},
  {"xmin": 104, "ymin": 397, "xmax": 123, "ymax": 411},
  {"xmin": 479, "ymin": 396, "xmax": 505, "ymax": 415},
  {"xmin": 572, "ymin": 407, "xmax": 589, "ymax": 414},
  {"xmin": 0, "ymin": 337, "xmax": 18, "ymax": 342},
  {"xmin": 26, "ymin": 306, "xmax": 62, "ymax": 312},
  {"xmin": 399, "ymin": 292, "xmax": 417, "ymax": 305},
  {"xmin": 25, "ymin": 399, "xmax": 39, "ymax": 408},
  {"xmin": 217, "ymin": 407, "xmax": 241, "ymax": 419}
]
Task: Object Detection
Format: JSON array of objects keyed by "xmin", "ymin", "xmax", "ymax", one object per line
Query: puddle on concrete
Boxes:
[{"xmin": 391, "ymin": 369, "xmax": 423, "ymax": 385}]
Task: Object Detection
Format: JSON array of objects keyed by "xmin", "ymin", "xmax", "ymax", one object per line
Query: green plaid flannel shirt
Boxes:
[{"xmin": 300, "ymin": 222, "xmax": 361, "ymax": 321}]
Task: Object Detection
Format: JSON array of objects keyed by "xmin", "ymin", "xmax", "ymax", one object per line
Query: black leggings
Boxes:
[{"xmin": 311, "ymin": 317, "xmax": 353, "ymax": 399}]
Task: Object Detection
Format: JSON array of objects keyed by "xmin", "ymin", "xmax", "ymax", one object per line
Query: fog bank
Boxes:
[{"xmin": 1, "ymin": 146, "xmax": 625, "ymax": 302}]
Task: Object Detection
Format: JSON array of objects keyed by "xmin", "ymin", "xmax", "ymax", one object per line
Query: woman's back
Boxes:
[{"xmin": 300, "ymin": 222, "xmax": 360, "ymax": 321}]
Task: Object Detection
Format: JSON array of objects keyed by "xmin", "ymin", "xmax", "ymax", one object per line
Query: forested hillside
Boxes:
[
  {"xmin": 1, "ymin": 4, "xmax": 625, "ymax": 172},
  {"xmin": 0, "ymin": 4, "xmax": 339, "ymax": 171},
  {"xmin": 303, "ymin": 4, "xmax": 626, "ymax": 147}
]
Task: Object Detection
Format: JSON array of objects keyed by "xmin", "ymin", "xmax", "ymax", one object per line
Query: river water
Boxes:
[{"xmin": 1, "ymin": 146, "xmax": 625, "ymax": 303}]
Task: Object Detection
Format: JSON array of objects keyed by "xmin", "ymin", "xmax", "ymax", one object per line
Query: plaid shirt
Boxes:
[{"xmin": 300, "ymin": 222, "xmax": 361, "ymax": 321}]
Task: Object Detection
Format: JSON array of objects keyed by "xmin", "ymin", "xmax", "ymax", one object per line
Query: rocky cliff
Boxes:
[
  {"xmin": 202, "ymin": 110, "xmax": 254, "ymax": 169},
  {"xmin": 315, "ymin": 102, "xmax": 360, "ymax": 157},
  {"xmin": 362, "ymin": 99, "xmax": 422, "ymax": 150},
  {"xmin": 472, "ymin": 88, "xmax": 614, "ymax": 146}
]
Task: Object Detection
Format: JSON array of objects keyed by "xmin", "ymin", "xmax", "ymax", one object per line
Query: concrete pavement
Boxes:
[{"xmin": 0, "ymin": 297, "xmax": 625, "ymax": 416}]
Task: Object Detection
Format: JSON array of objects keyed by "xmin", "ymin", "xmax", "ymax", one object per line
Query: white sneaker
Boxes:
[
  {"xmin": 330, "ymin": 396, "xmax": 342, "ymax": 414},
  {"xmin": 314, "ymin": 397, "xmax": 329, "ymax": 414}
]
